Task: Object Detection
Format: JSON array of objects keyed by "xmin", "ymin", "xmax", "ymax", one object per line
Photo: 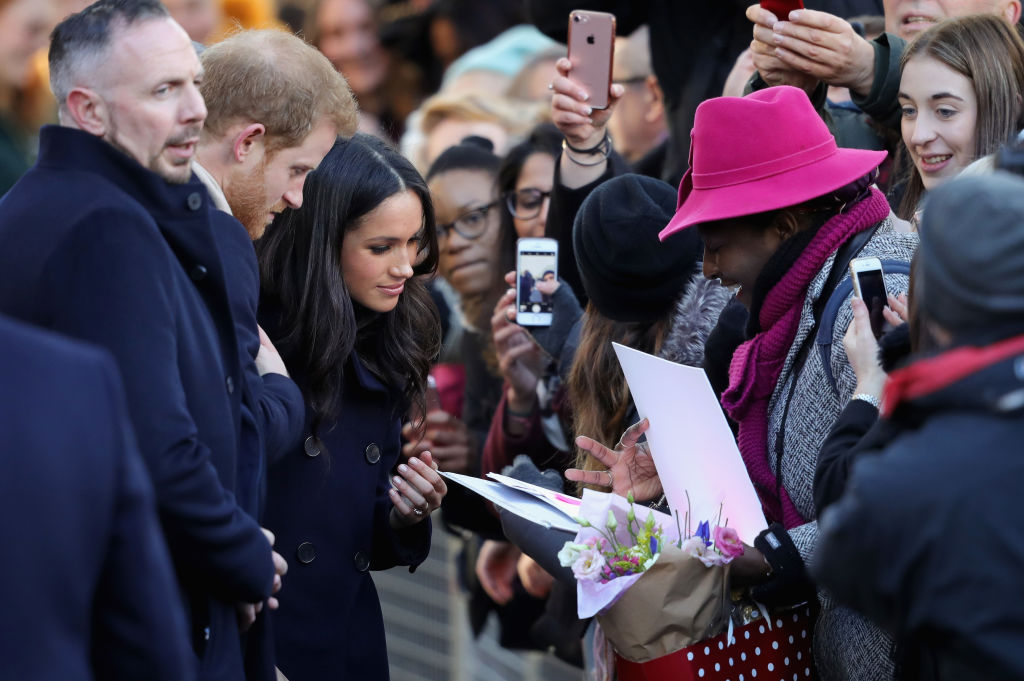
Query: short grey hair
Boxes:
[{"xmin": 49, "ymin": 0, "xmax": 169, "ymax": 111}]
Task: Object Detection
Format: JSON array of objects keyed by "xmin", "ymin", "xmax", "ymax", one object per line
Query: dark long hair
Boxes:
[
  {"xmin": 495, "ymin": 122, "xmax": 562, "ymax": 276},
  {"xmin": 258, "ymin": 134, "xmax": 441, "ymax": 430}
]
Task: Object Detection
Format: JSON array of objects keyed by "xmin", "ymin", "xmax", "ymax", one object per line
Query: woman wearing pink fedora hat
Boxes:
[{"xmin": 655, "ymin": 85, "xmax": 918, "ymax": 680}]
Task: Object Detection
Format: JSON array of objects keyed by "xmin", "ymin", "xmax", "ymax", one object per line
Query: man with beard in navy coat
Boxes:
[
  {"xmin": 0, "ymin": 2, "xmax": 276, "ymax": 678},
  {"xmin": 0, "ymin": 314, "xmax": 195, "ymax": 681}
]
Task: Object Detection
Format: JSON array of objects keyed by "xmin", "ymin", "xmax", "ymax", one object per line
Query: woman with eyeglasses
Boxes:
[{"xmin": 415, "ymin": 138, "xmax": 553, "ymax": 651}]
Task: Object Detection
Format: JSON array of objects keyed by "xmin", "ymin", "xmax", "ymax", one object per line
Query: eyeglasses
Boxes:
[
  {"xmin": 505, "ymin": 188, "xmax": 552, "ymax": 220},
  {"xmin": 437, "ymin": 200, "xmax": 499, "ymax": 241}
]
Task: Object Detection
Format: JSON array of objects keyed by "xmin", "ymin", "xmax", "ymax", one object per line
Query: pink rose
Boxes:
[{"xmin": 713, "ymin": 525, "xmax": 744, "ymax": 560}]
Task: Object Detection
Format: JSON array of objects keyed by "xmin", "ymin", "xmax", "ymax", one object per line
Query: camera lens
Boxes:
[{"xmin": 572, "ymin": 14, "xmax": 579, "ymax": 22}]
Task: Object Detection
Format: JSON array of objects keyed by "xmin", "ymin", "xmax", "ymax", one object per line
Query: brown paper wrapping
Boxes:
[{"xmin": 596, "ymin": 544, "xmax": 731, "ymax": 663}]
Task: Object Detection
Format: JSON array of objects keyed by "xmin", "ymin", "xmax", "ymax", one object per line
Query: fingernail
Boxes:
[
  {"xmin": 773, "ymin": 21, "xmax": 784, "ymax": 31},
  {"xmin": 584, "ymin": 106, "xmax": 593, "ymax": 115},
  {"xmin": 398, "ymin": 464, "xmax": 408, "ymax": 473},
  {"xmin": 790, "ymin": 10, "xmax": 801, "ymax": 19},
  {"xmin": 773, "ymin": 32, "xmax": 783, "ymax": 43},
  {"xmin": 393, "ymin": 476, "xmax": 402, "ymax": 486},
  {"xmin": 580, "ymin": 91, "xmax": 589, "ymax": 101}
]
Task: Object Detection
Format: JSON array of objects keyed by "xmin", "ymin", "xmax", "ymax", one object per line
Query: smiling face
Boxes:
[
  {"xmin": 98, "ymin": 17, "xmax": 206, "ymax": 184},
  {"xmin": 341, "ymin": 189, "xmax": 423, "ymax": 313},
  {"xmin": 428, "ymin": 168, "xmax": 501, "ymax": 298},
  {"xmin": 882, "ymin": 0, "xmax": 1014, "ymax": 40},
  {"xmin": 899, "ymin": 55, "xmax": 978, "ymax": 192},
  {"xmin": 698, "ymin": 218, "xmax": 788, "ymax": 309}
]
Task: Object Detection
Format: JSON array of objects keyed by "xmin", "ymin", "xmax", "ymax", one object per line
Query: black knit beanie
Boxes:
[
  {"xmin": 919, "ymin": 172, "xmax": 1024, "ymax": 332},
  {"xmin": 573, "ymin": 174, "xmax": 703, "ymax": 323}
]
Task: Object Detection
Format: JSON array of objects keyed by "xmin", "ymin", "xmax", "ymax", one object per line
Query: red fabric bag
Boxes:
[{"xmin": 615, "ymin": 604, "xmax": 817, "ymax": 681}]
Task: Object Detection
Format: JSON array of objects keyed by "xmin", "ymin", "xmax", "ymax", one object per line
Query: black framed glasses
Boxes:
[
  {"xmin": 437, "ymin": 199, "xmax": 499, "ymax": 241},
  {"xmin": 505, "ymin": 188, "xmax": 552, "ymax": 220}
]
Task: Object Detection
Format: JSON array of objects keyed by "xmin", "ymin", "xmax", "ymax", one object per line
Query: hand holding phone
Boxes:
[
  {"xmin": 759, "ymin": 0, "xmax": 804, "ymax": 19},
  {"xmin": 566, "ymin": 10, "xmax": 616, "ymax": 110},
  {"xmin": 849, "ymin": 257, "xmax": 888, "ymax": 339}
]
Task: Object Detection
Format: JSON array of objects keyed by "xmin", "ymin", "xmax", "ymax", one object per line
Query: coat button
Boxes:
[
  {"xmin": 296, "ymin": 542, "xmax": 316, "ymax": 564},
  {"xmin": 353, "ymin": 550, "xmax": 370, "ymax": 572},
  {"xmin": 364, "ymin": 443, "xmax": 381, "ymax": 464},
  {"xmin": 189, "ymin": 264, "xmax": 207, "ymax": 282},
  {"xmin": 203, "ymin": 626, "xmax": 210, "ymax": 641},
  {"xmin": 225, "ymin": 376, "xmax": 234, "ymax": 394},
  {"xmin": 187, "ymin": 192, "xmax": 203, "ymax": 211},
  {"xmin": 304, "ymin": 436, "xmax": 322, "ymax": 458}
]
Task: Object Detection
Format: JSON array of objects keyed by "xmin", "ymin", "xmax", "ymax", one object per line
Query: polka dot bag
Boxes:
[{"xmin": 614, "ymin": 604, "xmax": 817, "ymax": 681}]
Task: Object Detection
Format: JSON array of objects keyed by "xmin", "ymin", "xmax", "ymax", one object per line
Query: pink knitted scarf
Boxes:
[{"xmin": 721, "ymin": 188, "xmax": 890, "ymax": 528}]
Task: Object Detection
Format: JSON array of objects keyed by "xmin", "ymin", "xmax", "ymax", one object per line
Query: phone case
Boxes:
[
  {"xmin": 566, "ymin": 10, "xmax": 616, "ymax": 110},
  {"xmin": 760, "ymin": 0, "xmax": 805, "ymax": 18}
]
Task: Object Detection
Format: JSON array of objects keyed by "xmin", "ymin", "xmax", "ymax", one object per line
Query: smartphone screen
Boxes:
[
  {"xmin": 856, "ymin": 269, "xmax": 887, "ymax": 339},
  {"xmin": 517, "ymin": 247, "xmax": 557, "ymax": 326}
]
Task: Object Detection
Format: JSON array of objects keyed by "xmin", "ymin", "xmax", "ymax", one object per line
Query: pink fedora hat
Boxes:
[{"xmin": 659, "ymin": 86, "xmax": 887, "ymax": 241}]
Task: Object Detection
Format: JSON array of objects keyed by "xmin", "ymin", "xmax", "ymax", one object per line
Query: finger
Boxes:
[
  {"xmin": 745, "ymin": 3, "xmax": 777, "ymax": 27},
  {"xmin": 400, "ymin": 459, "xmax": 440, "ymax": 497},
  {"xmin": 267, "ymin": 596, "xmax": 279, "ymax": 610},
  {"xmin": 551, "ymin": 72, "xmax": 587, "ymax": 101},
  {"xmin": 418, "ymin": 450, "xmax": 440, "ymax": 472},
  {"xmin": 573, "ymin": 436, "xmax": 619, "ymax": 468},
  {"xmin": 423, "ymin": 410, "xmax": 455, "ymax": 426},
  {"xmin": 272, "ymin": 550, "xmax": 288, "ymax": 576},
  {"xmin": 752, "ymin": 23, "xmax": 777, "ymax": 46},
  {"xmin": 618, "ymin": 418, "xmax": 651, "ymax": 451},
  {"xmin": 498, "ymin": 343, "xmax": 539, "ymax": 371},
  {"xmin": 261, "ymin": 527, "xmax": 275, "ymax": 546},
  {"xmin": 402, "ymin": 439, "xmax": 432, "ymax": 458},
  {"xmin": 272, "ymin": 573, "xmax": 282, "ymax": 595},
  {"xmin": 786, "ymin": 8, "xmax": 845, "ymax": 30},
  {"xmin": 553, "ymin": 115, "xmax": 595, "ymax": 132},
  {"xmin": 554, "ymin": 57, "xmax": 572, "ymax": 77},
  {"xmin": 504, "ymin": 270, "xmax": 516, "ymax": 286},
  {"xmin": 494, "ymin": 323, "xmax": 527, "ymax": 345},
  {"xmin": 389, "ymin": 487, "xmax": 418, "ymax": 518},
  {"xmin": 424, "ymin": 427, "xmax": 469, "ymax": 446},
  {"xmin": 565, "ymin": 467, "xmax": 613, "ymax": 487},
  {"xmin": 882, "ymin": 306, "xmax": 905, "ymax": 327},
  {"xmin": 773, "ymin": 46, "xmax": 831, "ymax": 77}
]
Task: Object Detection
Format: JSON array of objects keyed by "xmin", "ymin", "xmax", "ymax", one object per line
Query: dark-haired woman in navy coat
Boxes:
[{"xmin": 258, "ymin": 134, "xmax": 446, "ymax": 680}]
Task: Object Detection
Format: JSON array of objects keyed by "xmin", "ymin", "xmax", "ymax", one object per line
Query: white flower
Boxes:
[
  {"xmin": 558, "ymin": 541, "xmax": 589, "ymax": 567},
  {"xmin": 680, "ymin": 537, "xmax": 707, "ymax": 559},
  {"xmin": 571, "ymin": 546, "xmax": 607, "ymax": 581}
]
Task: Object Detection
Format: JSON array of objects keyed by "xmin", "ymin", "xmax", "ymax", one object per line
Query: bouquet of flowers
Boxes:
[{"xmin": 557, "ymin": 489, "xmax": 743, "ymax": 662}]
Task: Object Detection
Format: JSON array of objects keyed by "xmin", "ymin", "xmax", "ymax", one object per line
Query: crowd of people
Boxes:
[{"xmin": 2, "ymin": 1, "xmax": 1024, "ymax": 681}]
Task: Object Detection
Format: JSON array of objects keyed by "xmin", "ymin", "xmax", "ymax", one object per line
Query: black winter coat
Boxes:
[
  {"xmin": 814, "ymin": 342, "xmax": 1024, "ymax": 680},
  {"xmin": 0, "ymin": 126, "xmax": 274, "ymax": 681}
]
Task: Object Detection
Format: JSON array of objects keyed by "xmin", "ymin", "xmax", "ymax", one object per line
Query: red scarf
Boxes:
[{"xmin": 882, "ymin": 333, "xmax": 1024, "ymax": 418}]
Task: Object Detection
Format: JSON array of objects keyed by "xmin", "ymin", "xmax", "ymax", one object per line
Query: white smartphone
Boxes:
[
  {"xmin": 516, "ymin": 237, "xmax": 558, "ymax": 326},
  {"xmin": 849, "ymin": 256, "xmax": 888, "ymax": 339}
]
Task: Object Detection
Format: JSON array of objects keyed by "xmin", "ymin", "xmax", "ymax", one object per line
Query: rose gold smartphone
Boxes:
[{"xmin": 566, "ymin": 10, "xmax": 616, "ymax": 110}]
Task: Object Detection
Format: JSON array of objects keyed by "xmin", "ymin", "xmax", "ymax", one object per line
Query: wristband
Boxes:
[
  {"xmin": 563, "ymin": 131, "xmax": 611, "ymax": 155},
  {"xmin": 851, "ymin": 393, "xmax": 880, "ymax": 409}
]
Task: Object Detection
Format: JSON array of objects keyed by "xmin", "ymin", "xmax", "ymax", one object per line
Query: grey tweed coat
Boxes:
[{"xmin": 766, "ymin": 215, "xmax": 918, "ymax": 681}]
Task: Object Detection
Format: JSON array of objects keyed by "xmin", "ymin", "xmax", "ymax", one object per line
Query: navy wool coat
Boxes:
[
  {"xmin": 0, "ymin": 315, "xmax": 195, "ymax": 681},
  {"xmin": 261, "ymin": 342, "xmax": 432, "ymax": 681},
  {"xmin": 0, "ymin": 126, "xmax": 274, "ymax": 681}
]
